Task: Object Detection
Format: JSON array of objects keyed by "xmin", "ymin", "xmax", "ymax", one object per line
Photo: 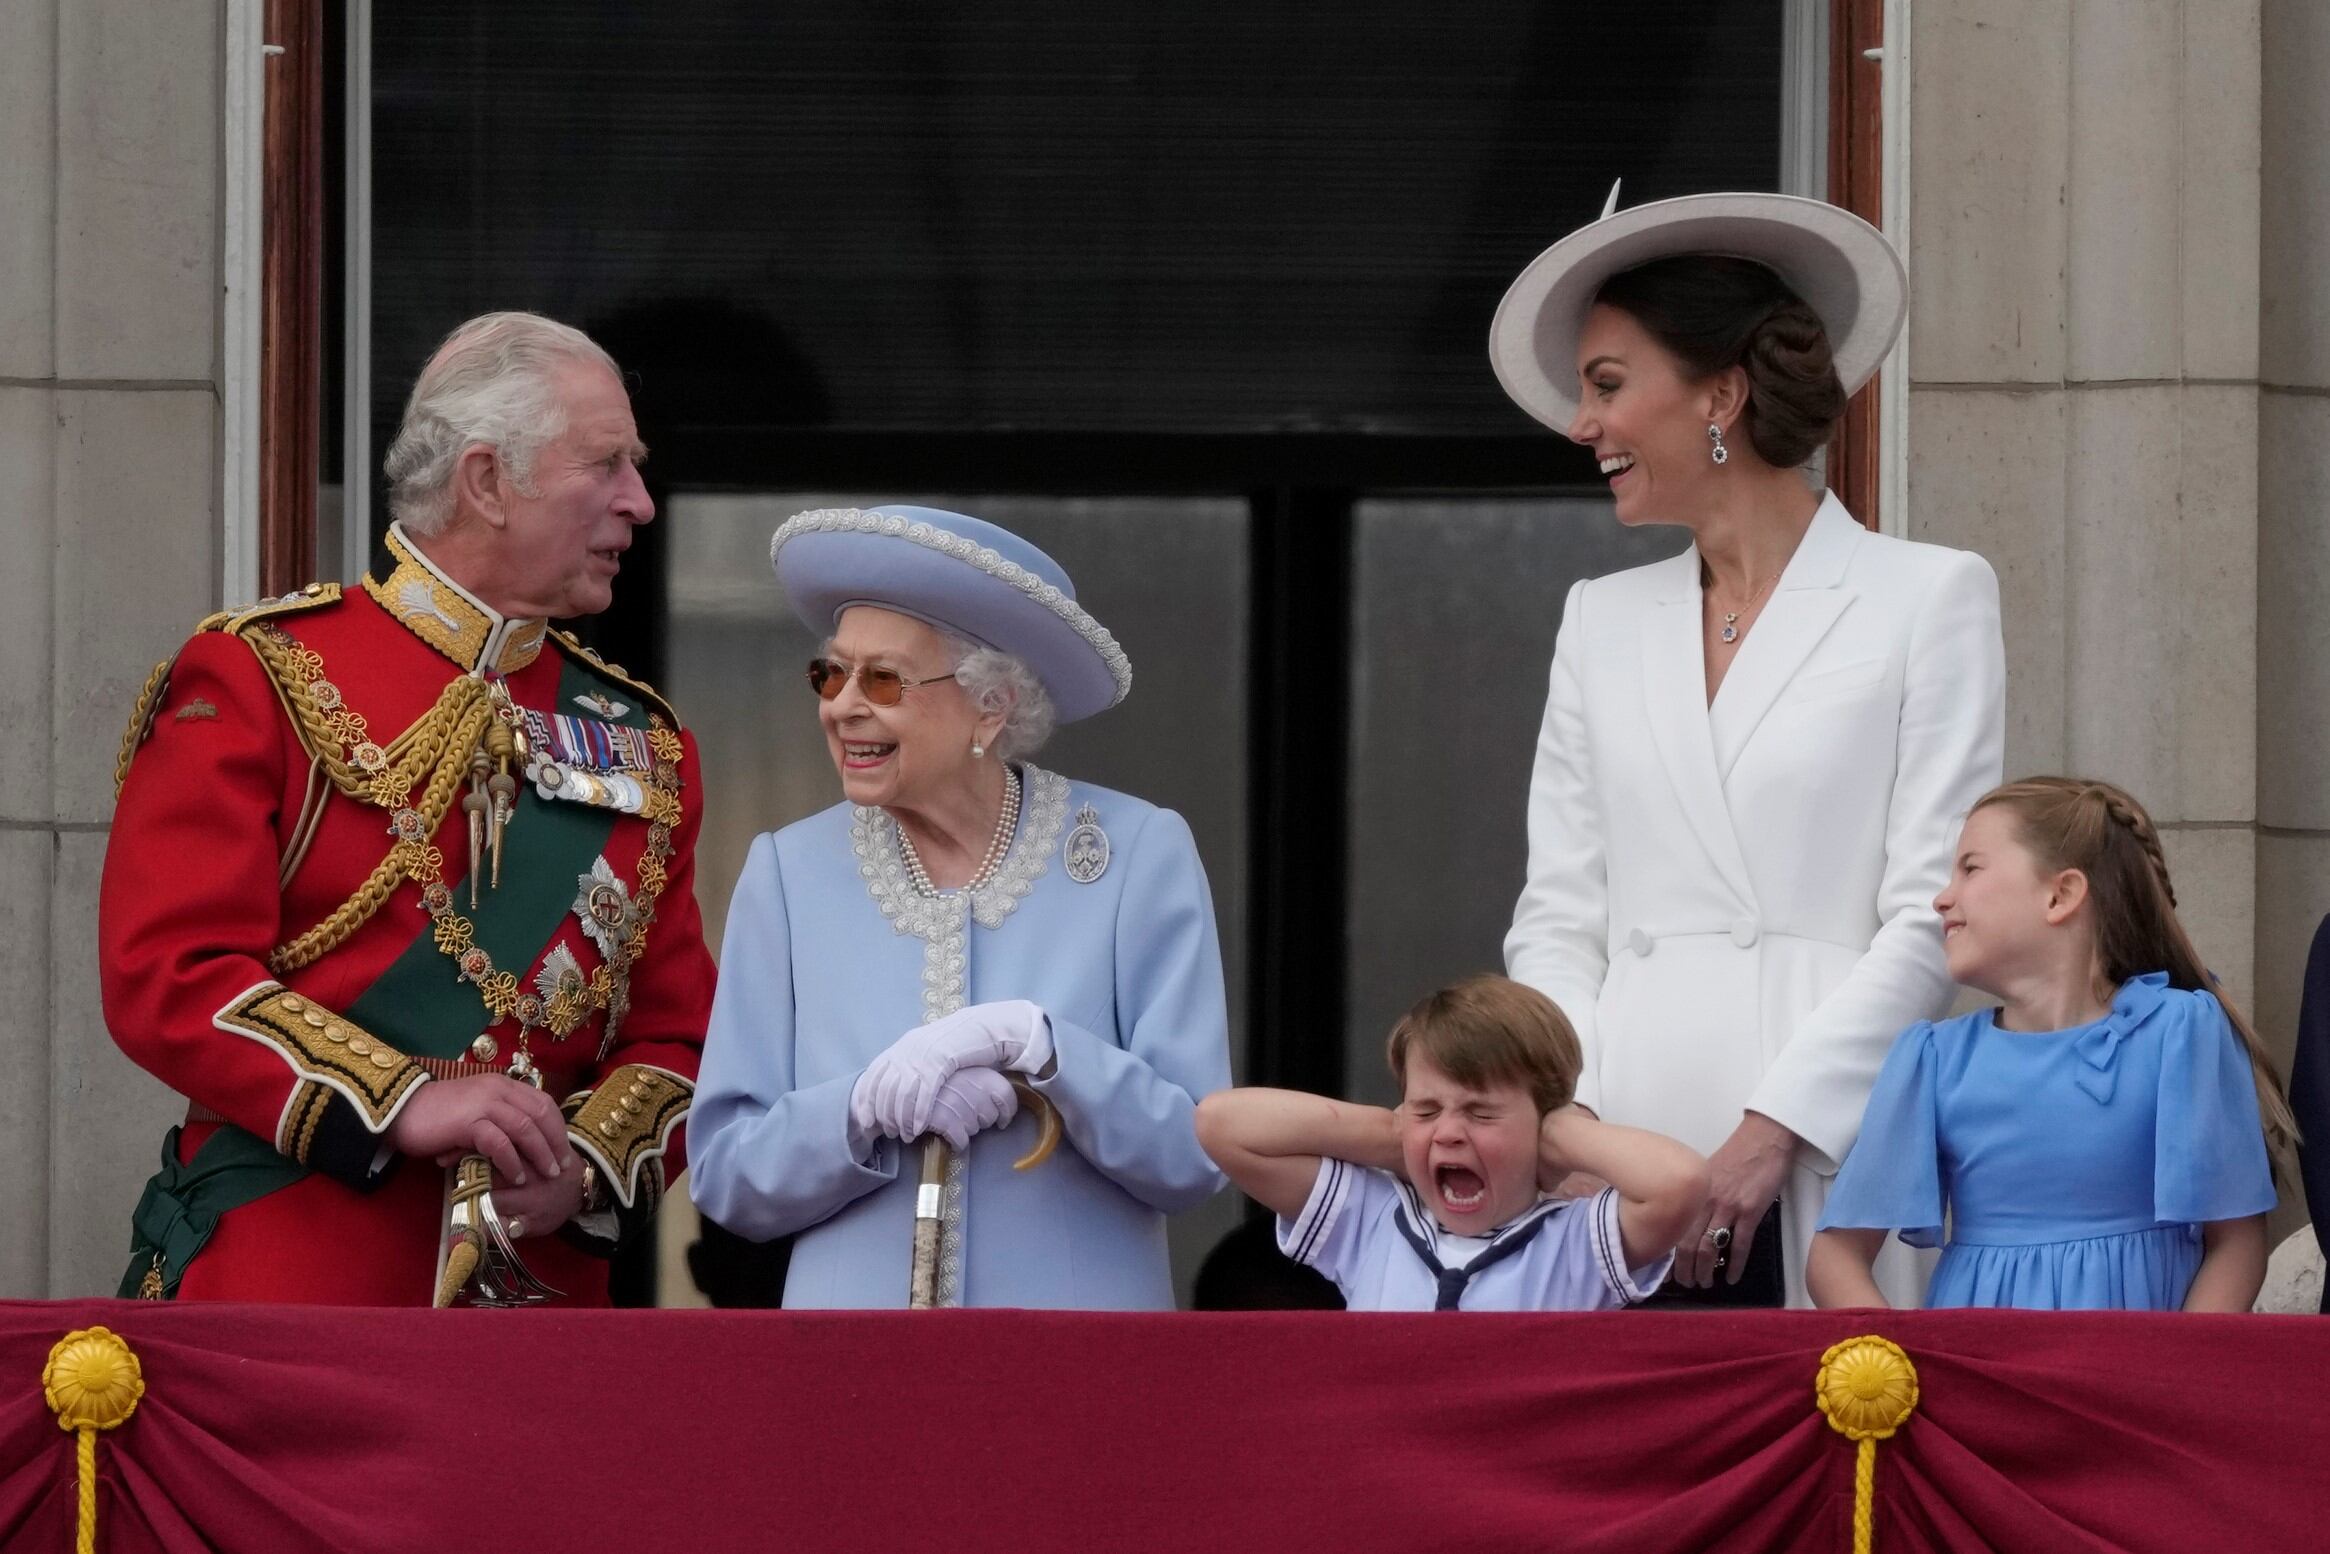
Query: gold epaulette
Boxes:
[
  {"xmin": 216, "ymin": 581, "xmax": 344, "ymax": 635},
  {"xmin": 113, "ymin": 584, "xmax": 347, "ymax": 796},
  {"xmin": 550, "ymin": 628, "xmax": 683, "ymax": 730}
]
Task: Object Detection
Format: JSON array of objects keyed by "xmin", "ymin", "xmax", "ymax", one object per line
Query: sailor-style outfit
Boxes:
[{"xmin": 1278, "ymin": 1161, "xmax": 1671, "ymax": 1312}]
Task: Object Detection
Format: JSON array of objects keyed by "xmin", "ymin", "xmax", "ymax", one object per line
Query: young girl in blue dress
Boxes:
[{"xmin": 1808, "ymin": 777, "xmax": 2295, "ymax": 1311}]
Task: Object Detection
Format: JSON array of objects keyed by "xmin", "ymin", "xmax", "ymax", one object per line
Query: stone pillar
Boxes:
[
  {"xmin": 2260, "ymin": 1, "xmax": 2330, "ymax": 1096},
  {"xmin": 1906, "ymin": 0, "xmax": 2266, "ymax": 1007},
  {"xmin": 0, "ymin": 0, "xmax": 227, "ymax": 1295}
]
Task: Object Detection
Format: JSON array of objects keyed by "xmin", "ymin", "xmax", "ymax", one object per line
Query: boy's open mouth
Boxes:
[{"xmin": 1435, "ymin": 1165, "xmax": 1486, "ymax": 1212}]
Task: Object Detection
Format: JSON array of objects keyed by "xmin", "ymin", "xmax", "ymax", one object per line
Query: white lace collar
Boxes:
[{"xmin": 850, "ymin": 765, "xmax": 1073, "ymax": 943}]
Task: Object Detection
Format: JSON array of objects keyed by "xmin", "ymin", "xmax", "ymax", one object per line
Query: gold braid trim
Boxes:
[
  {"xmin": 112, "ymin": 651, "xmax": 186, "ymax": 799},
  {"xmin": 215, "ymin": 983, "xmax": 426, "ymax": 1138},
  {"xmin": 113, "ymin": 588, "xmax": 344, "ymax": 799},
  {"xmin": 563, "ymin": 1065, "xmax": 692, "ymax": 1209},
  {"xmin": 244, "ymin": 625, "xmax": 499, "ymax": 973},
  {"xmin": 550, "ymin": 629, "xmax": 682, "ymax": 729}
]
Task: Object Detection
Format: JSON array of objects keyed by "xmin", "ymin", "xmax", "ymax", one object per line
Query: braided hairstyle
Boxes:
[
  {"xmin": 1972, "ymin": 776, "xmax": 2299, "ymax": 1165},
  {"xmin": 1592, "ymin": 255, "xmax": 1848, "ymax": 469}
]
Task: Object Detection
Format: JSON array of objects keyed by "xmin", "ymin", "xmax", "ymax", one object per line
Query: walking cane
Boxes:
[{"xmin": 908, "ymin": 1078, "xmax": 1062, "ymax": 1308}]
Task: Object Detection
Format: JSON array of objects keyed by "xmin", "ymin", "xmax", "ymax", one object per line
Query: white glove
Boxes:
[
  {"xmin": 850, "ymin": 1000, "xmax": 1050, "ymax": 1141},
  {"xmin": 921, "ymin": 1066, "xmax": 1021, "ymax": 1151}
]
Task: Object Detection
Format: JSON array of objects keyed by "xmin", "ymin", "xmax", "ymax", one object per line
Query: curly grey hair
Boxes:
[
  {"xmin": 382, "ymin": 311, "xmax": 621, "ymax": 536},
  {"xmin": 941, "ymin": 632, "xmax": 1056, "ymax": 762}
]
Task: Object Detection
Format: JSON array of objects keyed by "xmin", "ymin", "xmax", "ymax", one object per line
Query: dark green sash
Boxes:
[{"xmin": 118, "ymin": 1126, "xmax": 307, "ymax": 1299}]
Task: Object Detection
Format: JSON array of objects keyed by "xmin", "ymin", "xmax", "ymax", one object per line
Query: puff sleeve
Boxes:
[
  {"xmin": 1814, "ymin": 1022, "xmax": 1947, "ymax": 1248},
  {"xmin": 2152, "ymin": 990, "xmax": 2277, "ymax": 1228}
]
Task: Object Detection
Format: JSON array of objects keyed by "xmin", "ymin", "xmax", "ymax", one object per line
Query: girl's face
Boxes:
[
  {"xmin": 1933, "ymin": 805, "xmax": 2078, "ymax": 995},
  {"xmin": 1565, "ymin": 302, "xmax": 1726, "ymax": 528}
]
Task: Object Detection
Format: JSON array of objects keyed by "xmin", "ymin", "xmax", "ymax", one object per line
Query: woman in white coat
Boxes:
[{"xmin": 1490, "ymin": 192, "xmax": 2005, "ymax": 1307}]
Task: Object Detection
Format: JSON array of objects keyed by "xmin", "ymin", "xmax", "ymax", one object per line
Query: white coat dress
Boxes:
[{"xmin": 1504, "ymin": 493, "xmax": 2005, "ymax": 1307}]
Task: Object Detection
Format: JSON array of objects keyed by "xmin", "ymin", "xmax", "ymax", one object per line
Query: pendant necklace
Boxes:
[{"xmin": 1707, "ymin": 565, "xmax": 1780, "ymax": 645}]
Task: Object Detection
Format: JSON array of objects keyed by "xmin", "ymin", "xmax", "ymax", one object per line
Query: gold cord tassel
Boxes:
[
  {"xmin": 1815, "ymin": 1334, "xmax": 1920, "ymax": 1554},
  {"xmin": 43, "ymin": 1327, "xmax": 145, "ymax": 1554}
]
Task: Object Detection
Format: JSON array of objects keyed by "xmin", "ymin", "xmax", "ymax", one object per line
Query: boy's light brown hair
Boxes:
[{"xmin": 1385, "ymin": 974, "xmax": 1583, "ymax": 1115}]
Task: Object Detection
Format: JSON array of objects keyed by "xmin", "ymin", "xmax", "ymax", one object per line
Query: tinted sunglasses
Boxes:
[{"xmin": 806, "ymin": 657, "xmax": 954, "ymax": 706}]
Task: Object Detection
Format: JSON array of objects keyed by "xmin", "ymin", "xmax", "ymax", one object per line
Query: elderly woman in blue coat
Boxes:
[{"xmin": 689, "ymin": 506, "xmax": 1231, "ymax": 1308}]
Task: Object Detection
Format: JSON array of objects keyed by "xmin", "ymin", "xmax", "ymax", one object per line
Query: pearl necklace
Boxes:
[{"xmin": 897, "ymin": 764, "xmax": 1022, "ymax": 897}]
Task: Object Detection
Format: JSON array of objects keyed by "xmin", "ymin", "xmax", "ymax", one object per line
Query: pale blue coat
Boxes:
[{"xmin": 689, "ymin": 768, "xmax": 1231, "ymax": 1309}]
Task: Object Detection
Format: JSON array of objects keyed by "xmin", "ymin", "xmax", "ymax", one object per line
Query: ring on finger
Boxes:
[{"xmin": 1703, "ymin": 1225, "xmax": 1734, "ymax": 1252}]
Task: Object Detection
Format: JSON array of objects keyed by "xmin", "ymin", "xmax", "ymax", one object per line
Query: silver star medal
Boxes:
[
  {"xmin": 572, "ymin": 857, "xmax": 639, "ymax": 963},
  {"xmin": 572, "ymin": 858, "xmax": 639, "ymax": 1052},
  {"xmin": 1063, "ymin": 804, "xmax": 1110, "ymax": 884}
]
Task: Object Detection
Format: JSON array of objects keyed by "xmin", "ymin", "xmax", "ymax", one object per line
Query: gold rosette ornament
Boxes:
[
  {"xmin": 1815, "ymin": 1334, "xmax": 1919, "ymax": 1554},
  {"xmin": 43, "ymin": 1326, "xmax": 145, "ymax": 1554}
]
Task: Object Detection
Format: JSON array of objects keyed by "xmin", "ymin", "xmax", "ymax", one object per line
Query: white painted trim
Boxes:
[
  {"xmin": 340, "ymin": 0, "xmax": 374, "ymax": 582},
  {"xmin": 1780, "ymin": 0, "xmax": 1832, "ymax": 199},
  {"xmin": 1876, "ymin": 0, "xmax": 1912, "ymax": 538},
  {"xmin": 221, "ymin": 0, "xmax": 267, "ymax": 606}
]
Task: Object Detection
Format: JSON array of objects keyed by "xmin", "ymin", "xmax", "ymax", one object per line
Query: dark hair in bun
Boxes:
[{"xmin": 1591, "ymin": 255, "xmax": 1847, "ymax": 469}]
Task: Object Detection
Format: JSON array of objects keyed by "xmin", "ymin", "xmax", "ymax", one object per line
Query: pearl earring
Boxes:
[
  {"xmin": 970, "ymin": 741, "xmax": 985, "ymax": 759},
  {"xmin": 1708, "ymin": 423, "xmax": 1729, "ymax": 465}
]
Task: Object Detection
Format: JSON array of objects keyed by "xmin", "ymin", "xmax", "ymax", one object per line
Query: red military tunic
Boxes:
[{"xmin": 102, "ymin": 527, "xmax": 715, "ymax": 1304}]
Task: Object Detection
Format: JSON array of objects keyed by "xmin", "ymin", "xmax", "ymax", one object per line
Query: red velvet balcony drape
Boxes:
[{"xmin": 2, "ymin": 1302, "xmax": 2322, "ymax": 1553}]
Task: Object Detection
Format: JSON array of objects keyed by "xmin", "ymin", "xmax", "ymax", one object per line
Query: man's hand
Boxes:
[
  {"xmin": 489, "ymin": 1158, "xmax": 589, "ymax": 1236},
  {"xmin": 386, "ymin": 1075, "xmax": 575, "ymax": 1186}
]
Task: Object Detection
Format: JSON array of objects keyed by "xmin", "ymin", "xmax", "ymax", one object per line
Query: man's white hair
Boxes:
[{"xmin": 382, "ymin": 311, "xmax": 621, "ymax": 536}]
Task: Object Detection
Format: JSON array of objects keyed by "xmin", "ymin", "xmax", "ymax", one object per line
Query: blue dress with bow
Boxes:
[{"xmin": 1816, "ymin": 974, "xmax": 2276, "ymax": 1310}]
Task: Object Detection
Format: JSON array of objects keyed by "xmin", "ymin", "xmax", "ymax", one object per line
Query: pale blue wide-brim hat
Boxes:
[{"xmin": 769, "ymin": 505, "xmax": 1132, "ymax": 723}]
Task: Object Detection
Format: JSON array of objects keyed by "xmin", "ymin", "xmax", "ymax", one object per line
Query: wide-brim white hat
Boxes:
[
  {"xmin": 770, "ymin": 505, "xmax": 1131, "ymax": 724},
  {"xmin": 1489, "ymin": 189, "xmax": 1906, "ymax": 433}
]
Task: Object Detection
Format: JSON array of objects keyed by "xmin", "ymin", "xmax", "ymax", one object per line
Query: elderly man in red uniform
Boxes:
[{"xmin": 102, "ymin": 311, "xmax": 715, "ymax": 1304}]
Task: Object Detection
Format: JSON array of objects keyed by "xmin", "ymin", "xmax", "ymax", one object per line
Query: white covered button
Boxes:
[
  {"xmin": 1730, "ymin": 917, "xmax": 1760, "ymax": 948},
  {"xmin": 1627, "ymin": 928, "xmax": 1654, "ymax": 957}
]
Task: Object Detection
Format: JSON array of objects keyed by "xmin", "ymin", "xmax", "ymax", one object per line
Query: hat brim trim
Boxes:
[
  {"xmin": 769, "ymin": 509, "xmax": 1133, "ymax": 723},
  {"xmin": 1489, "ymin": 192, "xmax": 1907, "ymax": 435}
]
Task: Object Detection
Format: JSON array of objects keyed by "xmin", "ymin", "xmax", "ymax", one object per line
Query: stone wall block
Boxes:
[
  {"xmin": 2257, "ymin": 392, "xmax": 2330, "ymax": 830},
  {"xmin": 54, "ymin": 0, "xmax": 219, "ymax": 381},
  {"xmin": 2261, "ymin": 0, "xmax": 2330, "ymax": 388},
  {"xmin": 51, "ymin": 390, "xmax": 218, "ymax": 824},
  {"xmin": 2166, "ymin": 385, "xmax": 2259, "ymax": 821},
  {"xmin": 0, "ymin": 831, "xmax": 52, "ymax": 1298},
  {"xmin": 0, "ymin": 388, "xmax": 54, "ymax": 821},
  {"xmin": 2159, "ymin": 826, "xmax": 2257, "ymax": 1011},
  {"xmin": 48, "ymin": 831, "xmax": 178, "ymax": 1297},
  {"xmin": 2183, "ymin": 0, "xmax": 2264, "ymax": 380},
  {"xmin": 2066, "ymin": 0, "xmax": 2183, "ymax": 382},
  {"xmin": 1910, "ymin": 0, "xmax": 2071, "ymax": 383},
  {"xmin": 1905, "ymin": 386, "xmax": 2068, "ymax": 778},
  {"xmin": 0, "ymin": 0, "xmax": 57, "ymax": 378},
  {"xmin": 2065, "ymin": 387, "xmax": 2192, "ymax": 813}
]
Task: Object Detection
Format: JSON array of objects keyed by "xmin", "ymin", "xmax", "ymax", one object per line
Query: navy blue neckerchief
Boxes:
[{"xmin": 1391, "ymin": 1185, "xmax": 1565, "ymax": 1310}]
